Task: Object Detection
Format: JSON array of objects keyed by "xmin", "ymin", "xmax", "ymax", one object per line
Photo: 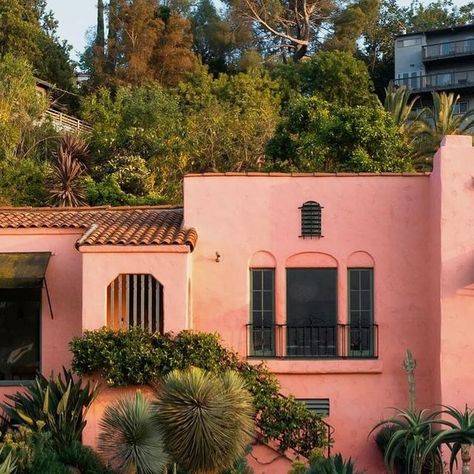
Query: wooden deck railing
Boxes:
[{"xmin": 45, "ymin": 109, "xmax": 93, "ymax": 134}]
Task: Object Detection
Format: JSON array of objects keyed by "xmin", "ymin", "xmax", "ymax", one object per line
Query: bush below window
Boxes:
[{"xmin": 70, "ymin": 328, "xmax": 330, "ymax": 456}]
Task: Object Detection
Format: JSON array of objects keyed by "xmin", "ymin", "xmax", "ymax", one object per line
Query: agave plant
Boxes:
[
  {"xmin": 371, "ymin": 408, "xmax": 442, "ymax": 474},
  {"xmin": 423, "ymin": 405, "xmax": 474, "ymax": 474},
  {"xmin": 155, "ymin": 367, "xmax": 255, "ymax": 474},
  {"xmin": 1, "ymin": 368, "xmax": 98, "ymax": 447},
  {"xmin": 306, "ymin": 453, "xmax": 364, "ymax": 474},
  {"xmin": 98, "ymin": 391, "xmax": 168, "ymax": 474}
]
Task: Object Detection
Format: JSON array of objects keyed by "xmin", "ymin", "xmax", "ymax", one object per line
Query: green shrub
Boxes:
[
  {"xmin": 0, "ymin": 446, "xmax": 15, "ymax": 474},
  {"xmin": 56, "ymin": 441, "xmax": 112, "ymax": 474},
  {"xmin": 305, "ymin": 454, "xmax": 365, "ymax": 474},
  {"xmin": 1, "ymin": 369, "xmax": 98, "ymax": 447},
  {"xmin": 70, "ymin": 328, "xmax": 329, "ymax": 456}
]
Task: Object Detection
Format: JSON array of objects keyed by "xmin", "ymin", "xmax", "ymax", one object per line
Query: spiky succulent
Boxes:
[
  {"xmin": 99, "ymin": 391, "xmax": 168, "ymax": 474},
  {"xmin": 155, "ymin": 367, "xmax": 254, "ymax": 474}
]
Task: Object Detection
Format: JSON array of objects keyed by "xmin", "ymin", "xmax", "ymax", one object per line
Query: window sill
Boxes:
[{"xmin": 247, "ymin": 357, "xmax": 383, "ymax": 374}]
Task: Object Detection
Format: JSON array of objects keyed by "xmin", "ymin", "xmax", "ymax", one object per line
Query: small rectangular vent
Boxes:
[{"xmin": 299, "ymin": 398, "xmax": 330, "ymax": 416}]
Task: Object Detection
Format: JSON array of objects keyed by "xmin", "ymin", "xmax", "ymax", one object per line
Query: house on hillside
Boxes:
[
  {"xmin": 394, "ymin": 23, "xmax": 474, "ymax": 112},
  {"xmin": 0, "ymin": 135, "xmax": 473, "ymax": 473},
  {"xmin": 35, "ymin": 77, "xmax": 92, "ymax": 134}
]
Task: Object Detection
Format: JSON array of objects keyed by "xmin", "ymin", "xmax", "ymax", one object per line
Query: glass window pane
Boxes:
[
  {"xmin": 350, "ymin": 271, "xmax": 359, "ymax": 290},
  {"xmin": 360, "ymin": 270, "xmax": 371, "ymax": 290},
  {"xmin": 263, "ymin": 270, "xmax": 273, "ymax": 291},
  {"xmin": 361, "ymin": 291, "xmax": 371, "ymax": 310},
  {"xmin": 0, "ymin": 288, "xmax": 40, "ymax": 381},
  {"xmin": 350, "ymin": 290, "xmax": 361, "ymax": 310},
  {"xmin": 252, "ymin": 293, "xmax": 262, "ymax": 311},
  {"xmin": 252, "ymin": 270, "xmax": 262, "ymax": 291}
]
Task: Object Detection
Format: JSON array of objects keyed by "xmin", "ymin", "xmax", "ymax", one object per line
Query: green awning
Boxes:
[{"xmin": 0, "ymin": 252, "xmax": 51, "ymax": 288}]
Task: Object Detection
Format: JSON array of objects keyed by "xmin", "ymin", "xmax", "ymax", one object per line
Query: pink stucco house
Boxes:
[{"xmin": 0, "ymin": 135, "xmax": 473, "ymax": 473}]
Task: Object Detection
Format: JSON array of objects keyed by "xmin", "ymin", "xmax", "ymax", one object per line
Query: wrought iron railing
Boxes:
[
  {"xmin": 423, "ymin": 38, "xmax": 474, "ymax": 61},
  {"xmin": 394, "ymin": 69, "xmax": 474, "ymax": 92},
  {"xmin": 247, "ymin": 323, "xmax": 378, "ymax": 359}
]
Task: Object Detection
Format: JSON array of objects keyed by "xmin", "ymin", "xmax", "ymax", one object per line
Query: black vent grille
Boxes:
[
  {"xmin": 299, "ymin": 398, "xmax": 330, "ymax": 415},
  {"xmin": 300, "ymin": 201, "xmax": 322, "ymax": 238}
]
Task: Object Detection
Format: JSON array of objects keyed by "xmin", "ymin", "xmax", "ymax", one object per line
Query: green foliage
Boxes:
[
  {"xmin": 267, "ymin": 96, "xmax": 413, "ymax": 173},
  {"xmin": 99, "ymin": 391, "xmax": 168, "ymax": 474},
  {"xmin": 102, "ymin": 154, "xmax": 154, "ymax": 196},
  {"xmin": 156, "ymin": 367, "xmax": 254, "ymax": 474},
  {"xmin": 371, "ymin": 408, "xmax": 443, "ymax": 474},
  {"xmin": 0, "ymin": 0, "xmax": 75, "ymax": 92},
  {"xmin": 305, "ymin": 453, "xmax": 365, "ymax": 474},
  {"xmin": 272, "ymin": 51, "xmax": 378, "ymax": 108},
  {"xmin": 70, "ymin": 328, "xmax": 329, "ymax": 456},
  {"xmin": 56, "ymin": 441, "xmax": 113, "ymax": 474},
  {"xmin": 1, "ymin": 368, "xmax": 98, "ymax": 447},
  {"xmin": 85, "ymin": 176, "xmax": 166, "ymax": 207},
  {"xmin": 0, "ymin": 445, "xmax": 15, "ymax": 474},
  {"xmin": 0, "ymin": 427, "xmax": 110, "ymax": 474},
  {"xmin": 0, "ymin": 54, "xmax": 48, "ymax": 161},
  {"xmin": 0, "ymin": 157, "xmax": 50, "ymax": 206}
]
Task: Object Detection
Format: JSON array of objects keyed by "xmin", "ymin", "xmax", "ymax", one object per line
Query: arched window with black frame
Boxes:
[{"xmin": 300, "ymin": 201, "xmax": 322, "ymax": 238}]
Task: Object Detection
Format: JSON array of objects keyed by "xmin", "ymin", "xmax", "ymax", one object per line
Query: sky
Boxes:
[{"xmin": 47, "ymin": 0, "xmax": 474, "ymax": 60}]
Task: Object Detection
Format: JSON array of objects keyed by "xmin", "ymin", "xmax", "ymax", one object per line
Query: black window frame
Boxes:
[
  {"xmin": 249, "ymin": 268, "xmax": 275, "ymax": 357},
  {"xmin": 0, "ymin": 287, "xmax": 42, "ymax": 385},
  {"xmin": 300, "ymin": 201, "xmax": 322, "ymax": 238},
  {"xmin": 348, "ymin": 268, "xmax": 375, "ymax": 358}
]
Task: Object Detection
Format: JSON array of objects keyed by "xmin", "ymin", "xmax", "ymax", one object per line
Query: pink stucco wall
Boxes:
[
  {"xmin": 184, "ymin": 172, "xmax": 435, "ymax": 472},
  {"xmin": 2, "ymin": 137, "xmax": 474, "ymax": 473}
]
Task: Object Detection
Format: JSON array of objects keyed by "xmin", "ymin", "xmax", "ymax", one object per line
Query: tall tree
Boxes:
[
  {"xmin": 225, "ymin": 0, "xmax": 336, "ymax": 61},
  {"xmin": 0, "ymin": 0, "xmax": 75, "ymax": 90}
]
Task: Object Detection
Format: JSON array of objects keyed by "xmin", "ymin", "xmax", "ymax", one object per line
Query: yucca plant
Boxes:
[
  {"xmin": 423, "ymin": 405, "xmax": 474, "ymax": 474},
  {"xmin": 371, "ymin": 408, "xmax": 443, "ymax": 474},
  {"xmin": 306, "ymin": 453, "xmax": 364, "ymax": 474},
  {"xmin": 155, "ymin": 367, "xmax": 255, "ymax": 474},
  {"xmin": 99, "ymin": 391, "xmax": 168, "ymax": 474},
  {"xmin": 1, "ymin": 368, "xmax": 98, "ymax": 447}
]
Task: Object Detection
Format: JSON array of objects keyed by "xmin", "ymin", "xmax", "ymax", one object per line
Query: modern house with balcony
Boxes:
[
  {"xmin": 394, "ymin": 23, "xmax": 474, "ymax": 112},
  {"xmin": 1, "ymin": 136, "xmax": 474, "ymax": 472}
]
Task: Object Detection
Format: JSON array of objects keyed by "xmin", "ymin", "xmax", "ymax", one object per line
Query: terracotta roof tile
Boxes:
[{"xmin": 0, "ymin": 207, "xmax": 197, "ymax": 250}]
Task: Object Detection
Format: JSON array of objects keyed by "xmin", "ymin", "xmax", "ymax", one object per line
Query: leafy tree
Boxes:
[
  {"xmin": 325, "ymin": 0, "xmax": 379, "ymax": 53},
  {"xmin": 224, "ymin": 0, "xmax": 336, "ymax": 61},
  {"xmin": 0, "ymin": 54, "xmax": 48, "ymax": 161},
  {"xmin": 155, "ymin": 367, "xmax": 254, "ymax": 474},
  {"xmin": 272, "ymin": 51, "xmax": 378, "ymax": 107},
  {"xmin": 405, "ymin": 0, "xmax": 474, "ymax": 32},
  {"xmin": 0, "ymin": 0, "xmax": 75, "ymax": 91},
  {"xmin": 267, "ymin": 96, "xmax": 413, "ymax": 172}
]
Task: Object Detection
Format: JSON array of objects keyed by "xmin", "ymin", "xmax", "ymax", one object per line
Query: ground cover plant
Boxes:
[{"xmin": 70, "ymin": 328, "xmax": 330, "ymax": 456}]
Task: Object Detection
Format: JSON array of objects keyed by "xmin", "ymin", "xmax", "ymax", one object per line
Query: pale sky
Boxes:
[{"xmin": 46, "ymin": 0, "xmax": 474, "ymax": 61}]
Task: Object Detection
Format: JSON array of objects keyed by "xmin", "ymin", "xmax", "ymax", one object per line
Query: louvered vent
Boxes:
[
  {"xmin": 107, "ymin": 274, "xmax": 163, "ymax": 333},
  {"xmin": 300, "ymin": 398, "xmax": 330, "ymax": 415},
  {"xmin": 300, "ymin": 201, "xmax": 322, "ymax": 238}
]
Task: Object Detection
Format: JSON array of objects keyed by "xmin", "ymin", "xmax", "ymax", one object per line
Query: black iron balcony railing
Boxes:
[
  {"xmin": 394, "ymin": 69, "xmax": 474, "ymax": 92},
  {"xmin": 247, "ymin": 323, "xmax": 379, "ymax": 359},
  {"xmin": 423, "ymin": 38, "xmax": 474, "ymax": 61}
]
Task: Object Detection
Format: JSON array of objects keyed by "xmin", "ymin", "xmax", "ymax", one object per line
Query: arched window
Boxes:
[
  {"xmin": 107, "ymin": 274, "xmax": 163, "ymax": 333},
  {"xmin": 300, "ymin": 201, "xmax": 322, "ymax": 238}
]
